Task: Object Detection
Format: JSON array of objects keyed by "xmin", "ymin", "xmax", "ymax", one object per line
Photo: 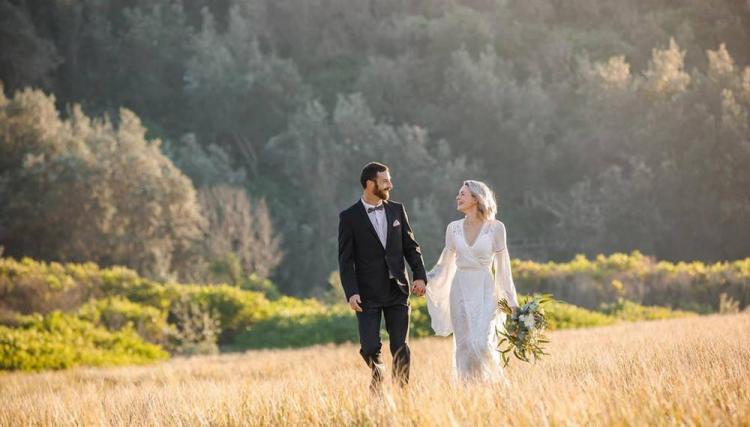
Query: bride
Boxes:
[{"xmin": 425, "ymin": 180, "xmax": 519, "ymax": 383}]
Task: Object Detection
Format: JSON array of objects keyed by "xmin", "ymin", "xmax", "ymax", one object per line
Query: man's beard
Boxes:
[{"xmin": 374, "ymin": 185, "xmax": 390, "ymax": 200}]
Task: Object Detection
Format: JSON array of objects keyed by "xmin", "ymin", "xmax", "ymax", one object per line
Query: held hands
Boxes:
[
  {"xmin": 411, "ymin": 279, "xmax": 427, "ymax": 297},
  {"xmin": 349, "ymin": 280, "xmax": 427, "ymax": 312},
  {"xmin": 348, "ymin": 294, "xmax": 363, "ymax": 312}
]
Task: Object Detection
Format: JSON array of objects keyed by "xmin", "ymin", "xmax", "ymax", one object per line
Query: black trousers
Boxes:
[{"xmin": 356, "ymin": 279, "xmax": 411, "ymax": 388}]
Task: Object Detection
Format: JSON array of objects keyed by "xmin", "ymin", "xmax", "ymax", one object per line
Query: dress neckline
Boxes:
[{"xmin": 461, "ymin": 218, "xmax": 490, "ymax": 249}]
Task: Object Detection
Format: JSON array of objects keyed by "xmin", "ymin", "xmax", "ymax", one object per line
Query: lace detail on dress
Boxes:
[
  {"xmin": 450, "ymin": 220, "xmax": 461, "ymax": 238},
  {"xmin": 454, "ymin": 219, "xmax": 495, "ymax": 237}
]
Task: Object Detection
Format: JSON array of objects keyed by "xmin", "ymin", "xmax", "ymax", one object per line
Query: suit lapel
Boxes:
[
  {"xmin": 357, "ymin": 200, "xmax": 382, "ymax": 244},
  {"xmin": 384, "ymin": 200, "xmax": 395, "ymax": 251}
]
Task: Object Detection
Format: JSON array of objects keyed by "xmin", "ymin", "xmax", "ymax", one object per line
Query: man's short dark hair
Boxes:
[{"xmin": 360, "ymin": 162, "xmax": 389, "ymax": 188}]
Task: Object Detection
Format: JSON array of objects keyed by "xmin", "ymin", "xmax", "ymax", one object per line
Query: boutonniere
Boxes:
[{"xmin": 393, "ymin": 219, "xmax": 401, "ymax": 227}]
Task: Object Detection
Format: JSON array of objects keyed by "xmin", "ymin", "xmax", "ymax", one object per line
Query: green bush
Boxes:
[
  {"xmin": 410, "ymin": 298, "xmax": 433, "ymax": 338},
  {"xmin": 0, "ymin": 258, "xmax": 275, "ymax": 344},
  {"xmin": 165, "ymin": 294, "xmax": 221, "ymax": 356},
  {"xmin": 0, "ymin": 312, "xmax": 168, "ymax": 371},
  {"xmin": 98, "ymin": 268, "xmax": 172, "ymax": 310},
  {"xmin": 173, "ymin": 284, "xmax": 273, "ymax": 344},
  {"xmin": 241, "ymin": 273, "xmax": 282, "ymax": 300},
  {"xmin": 229, "ymin": 295, "xmax": 627, "ymax": 350},
  {"xmin": 543, "ymin": 300, "xmax": 617, "ymax": 330},
  {"xmin": 512, "ymin": 252, "xmax": 750, "ymax": 312},
  {"xmin": 0, "ymin": 258, "xmax": 172, "ymax": 314},
  {"xmin": 0, "ymin": 256, "xmax": 710, "ymax": 359},
  {"xmin": 78, "ymin": 297, "xmax": 168, "ymax": 344},
  {"xmin": 227, "ymin": 298, "xmax": 358, "ymax": 349},
  {"xmin": 0, "ymin": 258, "xmax": 98, "ymax": 314},
  {"xmin": 413, "ymin": 295, "xmax": 617, "ymax": 336},
  {"xmin": 599, "ymin": 298, "xmax": 696, "ymax": 321}
]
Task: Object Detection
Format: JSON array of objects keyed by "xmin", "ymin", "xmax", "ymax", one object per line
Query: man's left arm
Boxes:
[{"xmin": 400, "ymin": 204, "xmax": 427, "ymax": 283}]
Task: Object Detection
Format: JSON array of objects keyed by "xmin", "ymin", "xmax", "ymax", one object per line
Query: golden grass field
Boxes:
[{"xmin": 1, "ymin": 312, "xmax": 749, "ymax": 426}]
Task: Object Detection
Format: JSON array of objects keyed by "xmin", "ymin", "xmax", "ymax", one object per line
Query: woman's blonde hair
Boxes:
[{"xmin": 463, "ymin": 180, "xmax": 498, "ymax": 220}]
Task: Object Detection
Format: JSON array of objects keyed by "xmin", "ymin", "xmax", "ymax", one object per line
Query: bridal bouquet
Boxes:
[{"xmin": 496, "ymin": 294, "xmax": 552, "ymax": 367}]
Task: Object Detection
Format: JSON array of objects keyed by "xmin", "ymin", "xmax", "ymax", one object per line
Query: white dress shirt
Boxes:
[{"xmin": 362, "ymin": 198, "xmax": 388, "ymax": 248}]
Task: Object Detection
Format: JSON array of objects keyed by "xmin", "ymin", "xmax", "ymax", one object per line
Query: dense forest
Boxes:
[{"xmin": 1, "ymin": 0, "xmax": 749, "ymax": 296}]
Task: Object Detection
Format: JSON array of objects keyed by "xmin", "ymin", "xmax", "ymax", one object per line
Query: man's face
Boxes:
[{"xmin": 372, "ymin": 171, "xmax": 393, "ymax": 200}]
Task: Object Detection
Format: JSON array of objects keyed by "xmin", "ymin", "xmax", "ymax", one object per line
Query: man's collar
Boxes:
[{"xmin": 361, "ymin": 197, "xmax": 384, "ymax": 209}]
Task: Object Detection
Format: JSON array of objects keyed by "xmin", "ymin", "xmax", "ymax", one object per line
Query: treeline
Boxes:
[
  {"xmin": 0, "ymin": 87, "xmax": 282, "ymax": 284},
  {"xmin": 1, "ymin": 0, "xmax": 749, "ymax": 294},
  {"xmin": 4, "ymin": 253, "xmax": 746, "ymax": 370}
]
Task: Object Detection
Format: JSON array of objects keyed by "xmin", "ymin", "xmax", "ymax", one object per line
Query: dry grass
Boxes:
[{"xmin": 1, "ymin": 313, "xmax": 749, "ymax": 426}]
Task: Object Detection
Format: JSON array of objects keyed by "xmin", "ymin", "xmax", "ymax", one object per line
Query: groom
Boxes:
[{"xmin": 338, "ymin": 162, "xmax": 428, "ymax": 391}]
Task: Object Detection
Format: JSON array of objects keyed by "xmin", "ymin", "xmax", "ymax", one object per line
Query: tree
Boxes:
[
  {"xmin": 184, "ymin": 7, "xmax": 310, "ymax": 177},
  {"xmin": 0, "ymin": 1, "xmax": 60, "ymax": 92},
  {"xmin": 191, "ymin": 185, "xmax": 283, "ymax": 283},
  {"xmin": 163, "ymin": 133, "xmax": 246, "ymax": 188},
  {"xmin": 116, "ymin": 1, "xmax": 195, "ymax": 136},
  {"xmin": 643, "ymin": 38, "xmax": 691, "ymax": 98},
  {"xmin": 0, "ymin": 85, "xmax": 204, "ymax": 280},
  {"xmin": 267, "ymin": 94, "xmax": 470, "ymax": 294}
]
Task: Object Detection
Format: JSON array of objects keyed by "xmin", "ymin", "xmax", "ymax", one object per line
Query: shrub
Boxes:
[
  {"xmin": 532, "ymin": 299, "xmax": 617, "ymax": 330},
  {"xmin": 0, "ymin": 312, "xmax": 167, "ymax": 371},
  {"xmin": 172, "ymin": 284, "xmax": 273, "ymax": 344},
  {"xmin": 599, "ymin": 298, "xmax": 697, "ymax": 321},
  {"xmin": 229, "ymin": 295, "xmax": 625, "ymax": 350},
  {"xmin": 241, "ymin": 273, "xmax": 282, "ymax": 300},
  {"xmin": 0, "ymin": 256, "xmax": 715, "ymax": 356},
  {"xmin": 165, "ymin": 294, "xmax": 221, "ymax": 356},
  {"xmin": 98, "ymin": 267, "xmax": 172, "ymax": 310},
  {"xmin": 513, "ymin": 252, "xmax": 750, "ymax": 312},
  {"xmin": 78, "ymin": 297, "xmax": 168, "ymax": 344},
  {"xmin": 718, "ymin": 293, "xmax": 740, "ymax": 314},
  {"xmin": 0, "ymin": 258, "xmax": 96, "ymax": 314},
  {"xmin": 227, "ymin": 297, "xmax": 357, "ymax": 350}
]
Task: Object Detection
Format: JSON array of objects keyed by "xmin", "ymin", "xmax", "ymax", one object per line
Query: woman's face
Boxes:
[{"xmin": 456, "ymin": 185, "xmax": 476, "ymax": 213}]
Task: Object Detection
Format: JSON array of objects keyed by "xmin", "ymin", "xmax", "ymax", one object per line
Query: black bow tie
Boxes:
[{"xmin": 367, "ymin": 204, "xmax": 384, "ymax": 213}]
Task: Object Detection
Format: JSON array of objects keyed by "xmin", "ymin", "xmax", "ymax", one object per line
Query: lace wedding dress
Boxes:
[{"xmin": 426, "ymin": 218, "xmax": 519, "ymax": 383}]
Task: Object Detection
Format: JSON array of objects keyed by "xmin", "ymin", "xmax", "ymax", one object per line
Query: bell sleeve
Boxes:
[
  {"xmin": 492, "ymin": 220, "xmax": 519, "ymax": 308},
  {"xmin": 425, "ymin": 222, "xmax": 458, "ymax": 336}
]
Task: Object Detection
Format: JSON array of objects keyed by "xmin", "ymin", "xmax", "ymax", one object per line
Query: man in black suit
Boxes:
[{"xmin": 338, "ymin": 161, "xmax": 428, "ymax": 391}]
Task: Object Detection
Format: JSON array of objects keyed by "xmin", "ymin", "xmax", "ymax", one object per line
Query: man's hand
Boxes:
[
  {"xmin": 411, "ymin": 279, "xmax": 426, "ymax": 297},
  {"xmin": 348, "ymin": 294, "xmax": 363, "ymax": 312}
]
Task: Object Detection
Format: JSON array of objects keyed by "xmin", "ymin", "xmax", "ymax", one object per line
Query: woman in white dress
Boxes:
[{"xmin": 426, "ymin": 180, "xmax": 519, "ymax": 383}]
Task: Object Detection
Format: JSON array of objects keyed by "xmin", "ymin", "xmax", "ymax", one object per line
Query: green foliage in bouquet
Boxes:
[{"xmin": 497, "ymin": 294, "xmax": 553, "ymax": 367}]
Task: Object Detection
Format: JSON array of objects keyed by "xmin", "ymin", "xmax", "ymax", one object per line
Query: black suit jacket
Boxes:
[{"xmin": 338, "ymin": 199, "xmax": 428, "ymax": 301}]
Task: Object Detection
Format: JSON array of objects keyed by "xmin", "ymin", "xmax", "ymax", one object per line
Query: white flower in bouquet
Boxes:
[{"xmin": 519, "ymin": 313, "xmax": 535, "ymax": 329}]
